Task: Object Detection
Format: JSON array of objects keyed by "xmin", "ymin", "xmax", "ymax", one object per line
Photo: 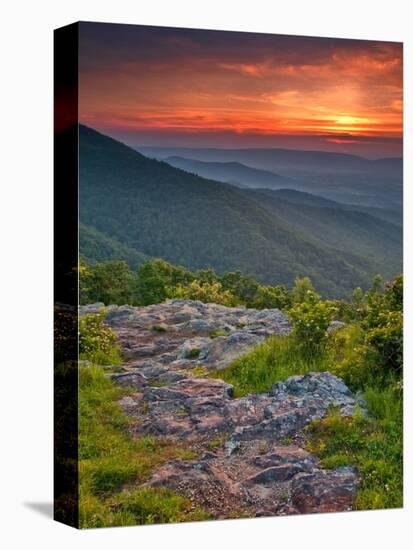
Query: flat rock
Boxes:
[{"xmin": 82, "ymin": 300, "xmax": 361, "ymax": 519}]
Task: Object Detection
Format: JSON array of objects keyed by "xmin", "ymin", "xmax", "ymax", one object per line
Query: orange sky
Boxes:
[{"xmin": 79, "ymin": 24, "xmax": 403, "ymax": 157}]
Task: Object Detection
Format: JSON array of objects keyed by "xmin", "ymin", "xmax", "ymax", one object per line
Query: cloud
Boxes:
[{"xmin": 78, "ymin": 23, "xmax": 402, "ymax": 156}]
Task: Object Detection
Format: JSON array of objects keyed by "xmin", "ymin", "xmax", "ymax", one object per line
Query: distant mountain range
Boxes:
[
  {"xmin": 164, "ymin": 156, "xmax": 299, "ymax": 190},
  {"xmin": 139, "ymin": 146, "xmax": 402, "ymax": 211},
  {"xmin": 79, "ymin": 125, "xmax": 402, "ymax": 298}
]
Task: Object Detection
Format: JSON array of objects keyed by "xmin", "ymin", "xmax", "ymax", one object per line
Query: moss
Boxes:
[
  {"xmin": 150, "ymin": 323, "xmax": 168, "ymax": 332},
  {"xmin": 210, "ymin": 328, "xmax": 229, "ymax": 339},
  {"xmin": 188, "ymin": 365, "xmax": 209, "ymax": 377},
  {"xmin": 187, "ymin": 348, "xmax": 201, "ymax": 359}
]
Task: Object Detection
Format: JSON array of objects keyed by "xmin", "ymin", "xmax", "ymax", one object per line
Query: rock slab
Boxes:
[{"xmin": 80, "ymin": 300, "xmax": 362, "ymax": 518}]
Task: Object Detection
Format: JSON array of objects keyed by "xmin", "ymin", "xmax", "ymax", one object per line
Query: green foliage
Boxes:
[
  {"xmin": 105, "ymin": 488, "xmax": 209, "ymax": 527},
  {"xmin": 79, "ymin": 313, "xmax": 122, "ymax": 365},
  {"xmin": 80, "ymin": 260, "xmax": 133, "ymax": 306},
  {"xmin": 211, "ymin": 334, "xmax": 332, "ymax": 397},
  {"xmin": 135, "ymin": 259, "xmax": 193, "ymax": 306},
  {"xmin": 79, "ymin": 125, "xmax": 402, "ymax": 299},
  {"xmin": 210, "ymin": 328, "xmax": 229, "ymax": 338},
  {"xmin": 328, "ymin": 274, "xmax": 403, "ymax": 386},
  {"xmin": 80, "ymin": 257, "xmax": 294, "ymax": 310},
  {"xmin": 249, "ymin": 284, "xmax": 291, "ymax": 310},
  {"xmin": 326, "ymin": 324, "xmax": 371, "ymax": 389},
  {"xmin": 288, "ymin": 290, "xmax": 337, "ymax": 356},
  {"xmin": 220, "ymin": 270, "xmax": 259, "ymax": 303},
  {"xmin": 352, "ymin": 286, "xmax": 364, "ymax": 319},
  {"xmin": 306, "ymin": 386, "xmax": 402, "ymax": 510},
  {"xmin": 215, "ymin": 274, "xmax": 402, "ymax": 395},
  {"xmin": 79, "ymin": 365, "xmax": 206, "ymax": 528},
  {"xmin": 291, "ymin": 276, "xmax": 318, "ymax": 304},
  {"xmin": 213, "ymin": 273, "xmax": 403, "ymax": 510},
  {"xmin": 362, "ymin": 274, "xmax": 403, "ymax": 376},
  {"xmin": 168, "ymin": 280, "xmax": 237, "ymax": 306},
  {"xmin": 80, "ymin": 223, "xmax": 147, "ymax": 269},
  {"xmin": 220, "ymin": 270, "xmax": 291, "ymax": 309}
]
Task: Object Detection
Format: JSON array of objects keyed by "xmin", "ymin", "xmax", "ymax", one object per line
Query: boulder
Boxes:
[{"xmin": 291, "ymin": 468, "xmax": 358, "ymax": 513}]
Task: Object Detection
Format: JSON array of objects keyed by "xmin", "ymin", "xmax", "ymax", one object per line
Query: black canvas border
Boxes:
[{"xmin": 54, "ymin": 22, "xmax": 79, "ymax": 528}]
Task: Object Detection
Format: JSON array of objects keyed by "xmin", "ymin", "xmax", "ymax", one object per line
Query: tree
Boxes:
[
  {"xmin": 291, "ymin": 276, "xmax": 319, "ymax": 304},
  {"xmin": 250, "ymin": 284, "xmax": 290, "ymax": 310},
  {"xmin": 134, "ymin": 259, "xmax": 193, "ymax": 305},
  {"xmin": 168, "ymin": 280, "xmax": 237, "ymax": 306},
  {"xmin": 87, "ymin": 260, "xmax": 133, "ymax": 305}
]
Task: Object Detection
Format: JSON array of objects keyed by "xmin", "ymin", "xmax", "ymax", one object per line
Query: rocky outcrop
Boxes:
[{"xmin": 80, "ymin": 300, "xmax": 363, "ymax": 518}]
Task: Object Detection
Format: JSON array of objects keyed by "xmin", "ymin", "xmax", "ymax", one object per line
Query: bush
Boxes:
[
  {"xmin": 327, "ymin": 324, "xmax": 373, "ymax": 389},
  {"xmin": 134, "ymin": 259, "xmax": 194, "ymax": 305},
  {"xmin": 249, "ymin": 284, "xmax": 290, "ymax": 310},
  {"xmin": 362, "ymin": 274, "xmax": 403, "ymax": 377},
  {"xmin": 80, "ymin": 260, "xmax": 133, "ymax": 305},
  {"xmin": 291, "ymin": 276, "xmax": 318, "ymax": 304},
  {"xmin": 167, "ymin": 280, "xmax": 237, "ymax": 306},
  {"xmin": 79, "ymin": 312, "xmax": 122, "ymax": 365},
  {"xmin": 288, "ymin": 291, "xmax": 337, "ymax": 355},
  {"xmin": 326, "ymin": 274, "xmax": 403, "ymax": 387}
]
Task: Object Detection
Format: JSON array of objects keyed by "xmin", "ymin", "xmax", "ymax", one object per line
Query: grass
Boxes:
[
  {"xmin": 306, "ymin": 386, "xmax": 402, "ymax": 510},
  {"xmin": 212, "ymin": 324, "xmax": 364, "ymax": 397},
  {"xmin": 206, "ymin": 434, "xmax": 229, "ymax": 451},
  {"xmin": 79, "ymin": 315, "xmax": 403, "ymax": 520},
  {"xmin": 212, "ymin": 323, "xmax": 403, "ymax": 509},
  {"xmin": 79, "ymin": 347, "xmax": 122, "ymax": 367},
  {"xmin": 79, "ymin": 365, "xmax": 207, "ymax": 528},
  {"xmin": 187, "ymin": 365, "xmax": 209, "ymax": 377},
  {"xmin": 211, "ymin": 333, "xmax": 331, "ymax": 397}
]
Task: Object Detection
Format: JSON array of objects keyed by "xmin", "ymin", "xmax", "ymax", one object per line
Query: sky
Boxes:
[{"xmin": 79, "ymin": 22, "xmax": 403, "ymax": 158}]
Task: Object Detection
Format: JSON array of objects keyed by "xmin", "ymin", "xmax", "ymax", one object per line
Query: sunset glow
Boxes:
[{"xmin": 79, "ymin": 24, "xmax": 403, "ymax": 157}]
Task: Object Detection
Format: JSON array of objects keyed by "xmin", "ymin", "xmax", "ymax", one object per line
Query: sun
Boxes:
[{"xmin": 335, "ymin": 115, "xmax": 366, "ymax": 126}]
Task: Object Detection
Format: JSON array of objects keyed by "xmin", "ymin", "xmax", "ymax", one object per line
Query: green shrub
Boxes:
[
  {"xmin": 79, "ymin": 312, "xmax": 122, "ymax": 365},
  {"xmin": 249, "ymin": 284, "xmax": 290, "ymax": 310},
  {"xmin": 361, "ymin": 274, "xmax": 403, "ymax": 377},
  {"xmin": 168, "ymin": 280, "xmax": 237, "ymax": 306},
  {"xmin": 291, "ymin": 276, "xmax": 318, "ymax": 304},
  {"xmin": 134, "ymin": 259, "xmax": 194, "ymax": 306},
  {"xmin": 80, "ymin": 260, "xmax": 133, "ymax": 305},
  {"xmin": 328, "ymin": 330, "xmax": 374, "ymax": 389},
  {"xmin": 288, "ymin": 291, "xmax": 337, "ymax": 356}
]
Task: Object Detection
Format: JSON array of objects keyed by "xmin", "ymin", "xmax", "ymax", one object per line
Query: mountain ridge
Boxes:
[{"xmin": 79, "ymin": 124, "xmax": 401, "ymax": 298}]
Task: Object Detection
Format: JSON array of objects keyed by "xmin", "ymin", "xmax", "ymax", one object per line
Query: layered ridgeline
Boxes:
[
  {"xmin": 141, "ymin": 147, "xmax": 402, "ymax": 211},
  {"xmin": 79, "ymin": 125, "xmax": 402, "ymax": 298}
]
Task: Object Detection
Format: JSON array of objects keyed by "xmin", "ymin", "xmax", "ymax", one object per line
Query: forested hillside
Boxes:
[
  {"xmin": 80, "ymin": 223, "xmax": 148, "ymax": 268},
  {"xmin": 164, "ymin": 156, "xmax": 298, "ymax": 189},
  {"xmin": 79, "ymin": 125, "xmax": 401, "ymax": 298},
  {"xmin": 242, "ymin": 189, "xmax": 402, "ymax": 281}
]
